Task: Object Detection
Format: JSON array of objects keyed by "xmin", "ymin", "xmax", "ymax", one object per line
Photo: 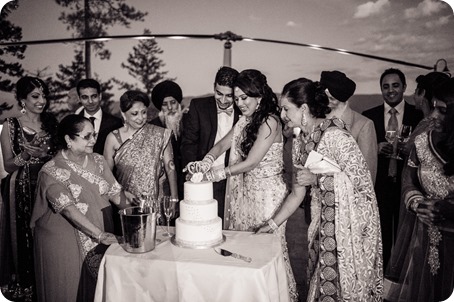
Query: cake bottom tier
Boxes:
[{"xmin": 175, "ymin": 217, "xmax": 223, "ymax": 248}]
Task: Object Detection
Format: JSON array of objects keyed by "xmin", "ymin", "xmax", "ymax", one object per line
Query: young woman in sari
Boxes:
[
  {"xmin": 384, "ymin": 78, "xmax": 454, "ymax": 302},
  {"xmin": 104, "ymin": 90, "xmax": 178, "ymax": 206},
  {"xmin": 397, "ymin": 71, "xmax": 450, "ymax": 159},
  {"xmin": 30, "ymin": 115, "xmax": 128, "ymax": 302},
  {"xmin": 257, "ymin": 78, "xmax": 383, "ymax": 301},
  {"xmin": 185, "ymin": 69, "xmax": 298, "ymax": 301},
  {"xmin": 0, "ymin": 76, "xmax": 58, "ymax": 300}
]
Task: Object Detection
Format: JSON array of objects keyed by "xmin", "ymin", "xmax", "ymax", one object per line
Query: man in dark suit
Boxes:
[
  {"xmin": 76, "ymin": 79, "xmax": 123, "ymax": 155},
  {"xmin": 363, "ymin": 68, "xmax": 423, "ymax": 268},
  {"xmin": 181, "ymin": 66, "xmax": 240, "ymax": 227}
]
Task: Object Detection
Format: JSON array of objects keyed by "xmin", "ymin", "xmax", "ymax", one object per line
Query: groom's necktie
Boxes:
[{"xmin": 217, "ymin": 107, "xmax": 234, "ymax": 116}]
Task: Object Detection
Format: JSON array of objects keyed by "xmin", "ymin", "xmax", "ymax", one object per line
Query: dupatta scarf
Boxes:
[{"xmin": 294, "ymin": 118, "xmax": 383, "ymax": 302}]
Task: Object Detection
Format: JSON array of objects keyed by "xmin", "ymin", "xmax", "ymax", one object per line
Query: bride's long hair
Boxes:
[{"xmin": 234, "ymin": 69, "xmax": 280, "ymax": 158}]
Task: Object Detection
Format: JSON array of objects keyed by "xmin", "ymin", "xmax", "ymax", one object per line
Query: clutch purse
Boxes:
[{"xmin": 304, "ymin": 150, "xmax": 341, "ymax": 174}]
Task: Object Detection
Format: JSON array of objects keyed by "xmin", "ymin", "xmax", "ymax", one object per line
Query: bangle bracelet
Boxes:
[
  {"xmin": 14, "ymin": 153, "xmax": 28, "ymax": 166},
  {"xmin": 204, "ymin": 153, "xmax": 216, "ymax": 164},
  {"xmin": 170, "ymin": 198, "xmax": 179, "ymax": 202},
  {"xmin": 267, "ymin": 219, "xmax": 279, "ymax": 232},
  {"xmin": 411, "ymin": 198, "xmax": 422, "ymax": 212},
  {"xmin": 225, "ymin": 167, "xmax": 232, "ymax": 178},
  {"xmin": 97, "ymin": 231, "xmax": 104, "ymax": 243},
  {"xmin": 205, "ymin": 170, "xmax": 214, "ymax": 182}
]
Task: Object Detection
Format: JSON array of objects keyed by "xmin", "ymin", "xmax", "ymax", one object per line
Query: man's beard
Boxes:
[{"xmin": 159, "ymin": 105, "xmax": 183, "ymax": 139}]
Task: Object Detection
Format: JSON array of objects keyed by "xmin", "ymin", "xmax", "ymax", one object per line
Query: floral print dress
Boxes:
[{"xmin": 30, "ymin": 152, "xmax": 121, "ymax": 302}]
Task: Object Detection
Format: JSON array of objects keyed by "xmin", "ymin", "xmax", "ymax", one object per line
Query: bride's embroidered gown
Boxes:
[{"xmin": 225, "ymin": 116, "xmax": 298, "ymax": 301}]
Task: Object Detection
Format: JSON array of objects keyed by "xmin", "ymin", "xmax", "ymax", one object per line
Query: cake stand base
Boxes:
[{"xmin": 171, "ymin": 235, "xmax": 226, "ymax": 249}]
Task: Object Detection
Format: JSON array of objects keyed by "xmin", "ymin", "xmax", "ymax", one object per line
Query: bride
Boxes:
[{"xmin": 185, "ymin": 69, "xmax": 298, "ymax": 301}]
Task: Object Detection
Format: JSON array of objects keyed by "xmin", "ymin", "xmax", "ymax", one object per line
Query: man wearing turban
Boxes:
[
  {"xmin": 320, "ymin": 70, "xmax": 378, "ymax": 183},
  {"xmin": 150, "ymin": 80, "xmax": 184, "ymax": 200}
]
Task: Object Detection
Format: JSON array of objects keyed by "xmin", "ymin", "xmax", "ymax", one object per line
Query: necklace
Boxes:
[
  {"xmin": 62, "ymin": 150, "xmax": 88, "ymax": 168},
  {"xmin": 301, "ymin": 124, "xmax": 316, "ymax": 143}
]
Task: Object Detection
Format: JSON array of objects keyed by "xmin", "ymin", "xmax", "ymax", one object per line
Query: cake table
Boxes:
[{"xmin": 94, "ymin": 227, "xmax": 291, "ymax": 302}]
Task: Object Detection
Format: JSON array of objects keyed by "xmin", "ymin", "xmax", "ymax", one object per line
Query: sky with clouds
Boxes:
[{"xmin": 2, "ymin": 0, "xmax": 454, "ymax": 100}]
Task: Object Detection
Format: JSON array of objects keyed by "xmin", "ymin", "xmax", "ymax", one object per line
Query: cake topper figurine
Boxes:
[{"xmin": 190, "ymin": 172, "xmax": 203, "ymax": 183}]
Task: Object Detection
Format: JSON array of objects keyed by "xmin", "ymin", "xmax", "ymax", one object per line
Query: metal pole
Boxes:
[{"xmin": 223, "ymin": 41, "xmax": 232, "ymax": 67}]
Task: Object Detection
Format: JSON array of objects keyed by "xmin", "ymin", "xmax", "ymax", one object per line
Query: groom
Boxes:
[{"xmin": 181, "ymin": 66, "xmax": 240, "ymax": 227}]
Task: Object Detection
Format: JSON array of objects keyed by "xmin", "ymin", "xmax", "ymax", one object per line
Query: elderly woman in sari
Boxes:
[
  {"xmin": 30, "ymin": 114, "xmax": 129, "ymax": 302},
  {"xmin": 104, "ymin": 90, "xmax": 178, "ymax": 206},
  {"xmin": 384, "ymin": 78, "xmax": 454, "ymax": 302},
  {"xmin": 257, "ymin": 78, "xmax": 383, "ymax": 301},
  {"xmin": 185, "ymin": 69, "xmax": 298, "ymax": 301}
]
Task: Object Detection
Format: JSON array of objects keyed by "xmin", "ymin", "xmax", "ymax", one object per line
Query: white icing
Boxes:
[
  {"xmin": 176, "ymin": 181, "xmax": 223, "ymax": 247},
  {"xmin": 184, "ymin": 181, "xmax": 213, "ymax": 201},
  {"xmin": 180, "ymin": 199, "xmax": 218, "ymax": 221},
  {"xmin": 175, "ymin": 217, "xmax": 222, "ymax": 244}
]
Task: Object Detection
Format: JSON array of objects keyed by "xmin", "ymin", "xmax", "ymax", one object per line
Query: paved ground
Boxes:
[{"xmin": 285, "ymin": 207, "xmax": 309, "ymax": 301}]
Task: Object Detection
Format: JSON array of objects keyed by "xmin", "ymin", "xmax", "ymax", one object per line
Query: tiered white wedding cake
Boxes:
[{"xmin": 174, "ymin": 181, "xmax": 224, "ymax": 248}]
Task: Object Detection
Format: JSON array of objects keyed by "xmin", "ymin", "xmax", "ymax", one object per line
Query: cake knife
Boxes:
[{"xmin": 214, "ymin": 248, "xmax": 252, "ymax": 263}]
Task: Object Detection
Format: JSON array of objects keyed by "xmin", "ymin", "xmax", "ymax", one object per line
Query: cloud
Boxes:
[
  {"xmin": 354, "ymin": 0, "xmax": 390, "ymax": 18},
  {"xmin": 425, "ymin": 14, "xmax": 452, "ymax": 27},
  {"xmin": 248, "ymin": 14, "xmax": 261, "ymax": 21},
  {"xmin": 286, "ymin": 21, "xmax": 301, "ymax": 27},
  {"xmin": 405, "ymin": 0, "xmax": 445, "ymax": 19}
]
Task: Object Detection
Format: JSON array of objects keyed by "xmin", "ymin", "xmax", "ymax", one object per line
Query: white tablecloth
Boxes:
[{"xmin": 94, "ymin": 227, "xmax": 290, "ymax": 302}]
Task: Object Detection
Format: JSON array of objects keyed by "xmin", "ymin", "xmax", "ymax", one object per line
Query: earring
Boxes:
[
  {"xmin": 67, "ymin": 143, "xmax": 72, "ymax": 149},
  {"xmin": 20, "ymin": 102, "xmax": 26, "ymax": 114},
  {"xmin": 301, "ymin": 112, "xmax": 307, "ymax": 127}
]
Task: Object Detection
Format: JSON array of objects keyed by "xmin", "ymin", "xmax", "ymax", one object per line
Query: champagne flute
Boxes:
[
  {"xmin": 385, "ymin": 130, "xmax": 397, "ymax": 145},
  {"xmin": 161, "ymin": 196, "xmax": 177, "ymax": 237},
  {"xmin": 396, "ymin": 125, "xmax": 412, "ymax": 159},
  {"xmin": 385, "ymin": 130, "xmax": 399, "ymax": 159},
  {"xmin": 399, "ymin": 125, "xmax": 412, "ymax": 143}
]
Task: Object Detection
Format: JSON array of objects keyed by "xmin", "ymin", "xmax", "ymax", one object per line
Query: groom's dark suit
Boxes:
[
  {"xmin": 363, "ymin": 101, "xmax": 423, "ymax": 268},
  {"xmin": 79, "ymin": 109, "xmax": 123, "ymax": 155},
  {"xmin": 181, "ymin": 96, "xmax": 241, "ymax": 225}
]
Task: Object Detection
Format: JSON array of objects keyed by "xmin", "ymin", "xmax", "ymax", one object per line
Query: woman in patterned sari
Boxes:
[
  {"xmin": 0, "ymin": 76, "xmax": 57, "ymax": 301},
  {"xmin": 384, "ymin": 78, "xmax": 454, "ymax": 302},
  {"xmin": 257, "ymin": 78, "xmax": 383, "ymax": 301},
  {"xmin": 30, "ymin": 115, "xmax": 129, "ymax": 302},
  {"xmin": 104, "ymin": 90, "xmax": 178, "ymax": 208},
  {"xmin": 185, "ymin": 69, "xmax": 298, "ymax": 301}
]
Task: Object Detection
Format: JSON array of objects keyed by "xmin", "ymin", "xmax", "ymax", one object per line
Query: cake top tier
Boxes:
[{"xmin": 184, "ymin": 181, "xmax": 213, "ymax": 202}]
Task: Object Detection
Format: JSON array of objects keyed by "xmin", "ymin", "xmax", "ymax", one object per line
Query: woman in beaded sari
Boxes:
[
  {"xmin": 31, "ymin": 115, "xmax": 128, "ymax": 302},
  {"xmin": 384, "ymin": 78, "xmax": 454, "ymax": 302},
  {"xmin": 257, "ymin": 78, "xmax": 383, "ymax": 301},
  {"xmin": 0, "ymin": 76, "xmax": 58, "ymax": 300},
  {"xmin": 185, "ymin": 69, "xmax": 298, "ymax": 301},
  {"xmin": 104, "ymin": 90, "xmax": 178, "ymax": 207},
  {"xmin": 396, "ymin": 71, "xmax": 450, "ymax": 159}
]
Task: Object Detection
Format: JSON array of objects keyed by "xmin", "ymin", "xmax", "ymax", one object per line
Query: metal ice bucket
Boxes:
[{"xmin": 119, "ymin": 206, "xmax": 157, "ymax": 253}]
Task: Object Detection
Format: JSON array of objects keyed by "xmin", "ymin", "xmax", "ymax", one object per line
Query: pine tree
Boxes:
[
  {"xmin": 55, "ymin": 0, "xmax": 147, "ymax": 78},
  {"xmin": 47, "ymin": 48, "xmax": 116, "ymax": 120},
  {"xmin": 118, "ymin": 29, "xmax": 169, "ymax": 96},
  {"xmin": 0, "ymin": 2, "xmax": 26, "ymax": 92}
]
